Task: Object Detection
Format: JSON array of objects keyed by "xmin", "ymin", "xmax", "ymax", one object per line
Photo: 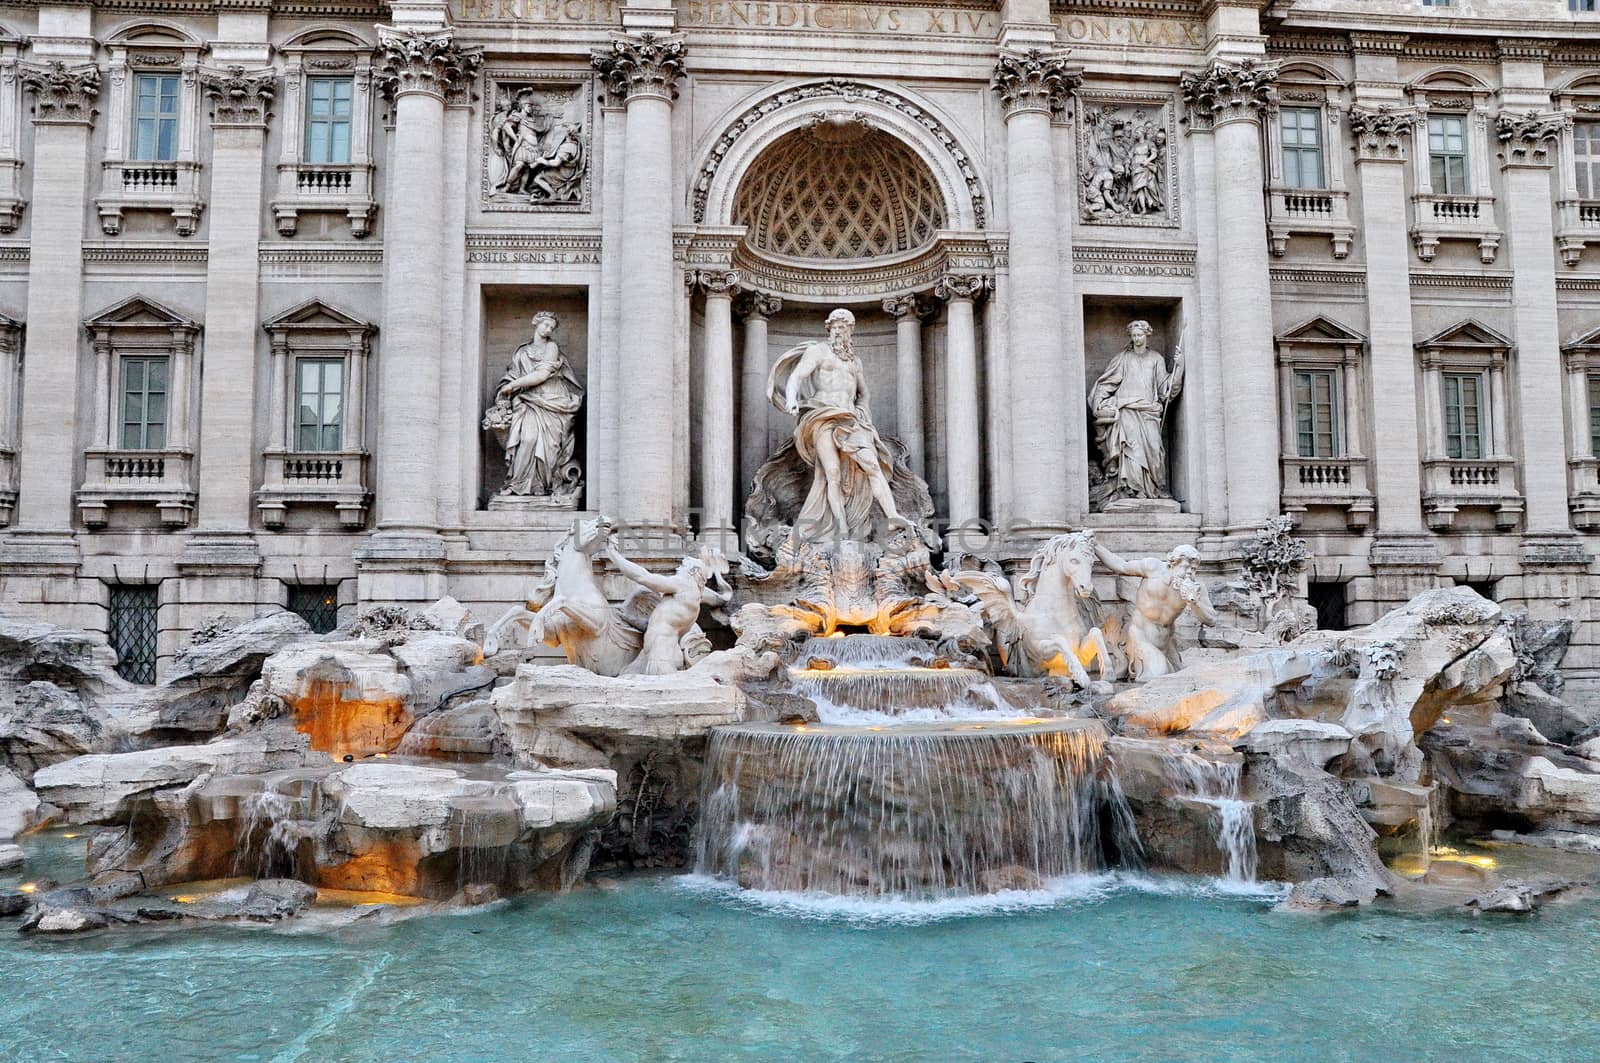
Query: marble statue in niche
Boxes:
[
  {"xmin": 484, "ymin": 79, "xmax": 589, "ymax": 209},
  {"xmin": 1078, "ymin": 102, "xmax": 1174, "ymax": 225},
  {"xmin": 1089, "ymin": 319, "xmax": 1183, "ymax": 509},
  {"xmin": 746, "ymin": 308, "xmax": 936, "ymax": 551},
  {"xmin": 483, "ymin": 311, "xmax": 584, "ymax": 507}
]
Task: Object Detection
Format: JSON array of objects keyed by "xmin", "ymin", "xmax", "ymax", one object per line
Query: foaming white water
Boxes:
[
  {"xmin": 805, "ymin": 696, "xmax": 1037, "ymax": 727},
  {"xmin": 674, "ymin": 871, "xmax": 1287, "ymax": 925}
]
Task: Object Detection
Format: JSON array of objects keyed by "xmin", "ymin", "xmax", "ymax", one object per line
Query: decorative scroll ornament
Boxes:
[
  {"xmin": 692, "ymin": 268, "xmax": 742, "ymax": 295},
  {"xmin": 1179, "ymin": 59, "xmax": 1277, "ymax": 129},
  {"xmin": 591, "ymin": 33, "xmax": 686, "ymax": 104},
  {"xmin": 1496, "ymin": 110, "xmax": 1570, "ymax": 165},
  {"xmin": 737, "ymin": 291, "xmax": 783, "ymax": 320},
  {"xmin": 1346, "ymin": 105, "xmax": 1414, "ymax": 162},
  {"xmin": 375, "ymin": 27, "xmax": 482, "ymax": 101},
  {"xmin": 201, "ymin": 66, "xmax": 276, "ymax": 126},
  {"xmin": 20, "ymin": 61, "xmax": 100, "ymax": 125},
  {"xmin": 990, "ymin": 49, "xmax": 1082, "ymax": 117},
  {"xmin": 881, "ymin": 293, "xmax": 935, "ymax": 321},
  {"xmin": 933, "ymin": 273, "xmax": 988, "ymax": 301}
]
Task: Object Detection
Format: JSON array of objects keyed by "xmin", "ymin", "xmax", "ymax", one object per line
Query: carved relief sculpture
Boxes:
[
  {"xmin": 1089, "ymin": 320, "xmax": 1183, "ymax": 508},
  {"xmin": 483, "ymin": 311, "xmax": 584, "ymax": 506},
  {"xmin": 1078, "ymin": 100, "xmax": 1176, "ymax": 226},
  {"xmin": 747, "ymin": 308, "xmax": 934, "ymax": 549},
  {"xmin": 483, "ymin": 76, "xmax": 591, "ymax": 210}
]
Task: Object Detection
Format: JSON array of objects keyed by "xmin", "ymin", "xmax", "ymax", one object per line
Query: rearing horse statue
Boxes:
[
  {"xmin": 483, "ymin": 514, "xmax": 643, "ymax": 676},
  {"xmin": 949, "ymin": 531, "xmax": 1115, "ymax": 691}
]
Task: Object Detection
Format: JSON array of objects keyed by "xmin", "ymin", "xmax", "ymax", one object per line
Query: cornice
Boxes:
[{"xmin": 0, "ymin": 1, "xmax": 387, "ymax": 14}]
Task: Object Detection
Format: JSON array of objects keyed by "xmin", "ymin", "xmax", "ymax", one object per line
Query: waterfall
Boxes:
[
  {"xmin": 1163, "ymin": 754, "xmax": 1258, "ymax": 883},
  {"xmin": 231, "ymin": 776, "xmax": 329, "ymax": 880},
  {"xmin": 694, "ymin": 720, "xmax": 1134, "ymax": 898}
]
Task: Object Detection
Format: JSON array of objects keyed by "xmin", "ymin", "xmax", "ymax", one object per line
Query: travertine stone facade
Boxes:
[{"xmin": 3, "ymin": 0, "xmax": 1600, "ymax": 694}]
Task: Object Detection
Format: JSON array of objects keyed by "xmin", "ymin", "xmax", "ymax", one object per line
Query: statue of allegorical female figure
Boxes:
[
  {"xmin": 1089, "ymin": 319, "xmax": 1184, "ymax": 507},
  {"xmin": 483, "ymin": 311, "xmax": 585, "ymax": 503}
]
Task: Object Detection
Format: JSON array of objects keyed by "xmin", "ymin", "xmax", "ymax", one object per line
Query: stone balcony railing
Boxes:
[
  {"xmin": 1556, "ymin": 199, "xmax": 1600, "ymax": 267},
  {"xmin": 96, "ymin": 160, "xmax": 205, "ymax": 236},
  {"xmin": 257, "ymin": 448, "xmax": 370, "ymax": 529},
  {"xmin": 1410, "ymin": 193, "xmax": 1501, "ymax": 264},
  {"xmin": 1421, "ymin": 455, "xmax": 1522, "ymax": 531},
  {"xmin": 1265, "ymin": 186, "xmax": 1356, "ymax": 259},
  {"xmin": 271, "ymin": 162, "xmax": 377, "ymax": 238},
  {"xmin": 1568, "ymin": 456, "xmax": 1600, "ymax": 531},
  {"xmin": 1279, "ymin": 455, "xmax": 1374, "ymax": 530},
  {"xmin": 0, "ymin": 445, "xmax": 14, "ymax": 526},
  {"xmin": 77, "ymin": 447, "xmax": 196, "ymax": 527}
]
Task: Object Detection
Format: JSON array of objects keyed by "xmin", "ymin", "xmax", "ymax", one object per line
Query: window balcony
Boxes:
[
  {"xmin": 96, "ymin": 160, "xmax": 204, "ymax": 236},
  {"xmin": 257, "ymin": 447, "xmax": 370, "ymax": 529},
  {"xmin": 77, "ymin": 447, "xmax": 196, "ymax": 527},
  {"xmin": 1410, "ymin": 193, "xmax": 1501, "ymax": 263},
  {"xmin": 1556, "ymin": 199, "xmax": 1600, "ymax": 267},
  {"xmin": 1568, "ymin": 456, "xmax": 1600, "ymax": 531},
  {"xmin": 271, "ymin": 162, "xmax": 376, "ymax": 238},
  {"xmin": 1265, "ymin": 187, "xmax": 1355, "ymax": 259},
  {"xmin": 1421, "ymin": 456, "xmax": 1522, "ymax": 530},
  {"xmin": 0, "ymin": 445, "xmax": 14, "ymax": 526},
  {"xmin": 1280, "ymin": 455, "xmax": 1375, "ymax": 530}
]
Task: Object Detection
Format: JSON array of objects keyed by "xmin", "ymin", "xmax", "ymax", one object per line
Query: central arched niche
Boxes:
[{"xmin": 732, "ymin": 118, "xmax": 947, "ymax": 261}]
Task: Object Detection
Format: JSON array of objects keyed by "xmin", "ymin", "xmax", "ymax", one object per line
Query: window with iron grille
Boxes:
[
  {"xmin": 108, "ymin": 584, "xmax": 160, "ymax": 684},
  {"xmin": 288, "ymin": 584, "xmax": 340, "ymax": 635}
]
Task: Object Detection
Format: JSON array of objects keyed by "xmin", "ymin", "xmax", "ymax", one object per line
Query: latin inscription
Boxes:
[
  {"xmin": 451, "ymin": 0, "xmax": 1203, "ymax": 48},
  {"xmin": 467, "ymin": 250, "xmax": 602, "ymax": 264}
]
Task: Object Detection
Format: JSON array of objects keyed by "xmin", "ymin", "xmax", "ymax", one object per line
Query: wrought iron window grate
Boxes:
[
  {"xmin": 289, "ymin": 584, "xmax": 340, "ymax": 635},
  {"xmin": 108, "ymin": 584, "xmax": 159, "ymax": 684}
]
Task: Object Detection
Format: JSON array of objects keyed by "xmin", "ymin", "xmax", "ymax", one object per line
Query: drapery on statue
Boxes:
[
  {"xmin": 1093, "ymin": 541, "xmax": 1215, "ymax": 681},
  {"xmin": 483, "ymin": 311, "xmax": 584, "ymax": 501},
  {"xmin": 1089, "ymin": 319, "xmax": 1184, "ymax": 506}
]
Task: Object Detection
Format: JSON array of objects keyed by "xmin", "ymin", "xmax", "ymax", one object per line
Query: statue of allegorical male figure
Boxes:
[
  {"xmin": 745, "ymin": 308, "xmax": 935, "ymax": 555},
  {"xmin": 1089, "ymin": 319, "xmax": 1184, "ymax": 508},
  {"xmin": 483, "ymin": 311, "xmax": 585, "ymax": 506}
]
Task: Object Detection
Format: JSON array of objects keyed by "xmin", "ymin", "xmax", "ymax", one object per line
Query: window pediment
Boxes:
[
  {"xmin": 1279, "ymin": 314, "xmax": 1365, "ymax": 346},
  {"xmin": 1416, "ymin": 318, "xmax": 1512, "ymax": 355}
]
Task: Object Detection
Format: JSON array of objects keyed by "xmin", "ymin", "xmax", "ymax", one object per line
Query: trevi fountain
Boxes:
[{"xmin": 6, "ymin": 1, "xmax": 1600, "ymax": 1059}]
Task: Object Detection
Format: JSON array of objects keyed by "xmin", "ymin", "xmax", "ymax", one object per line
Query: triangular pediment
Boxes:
[
  {"xmin": 85, "ymin": 295, "xmax": 197, "ymax": 331},
  {"xmin": 1565, "ymin": 323, "xmax": 1600, "ymax": 351},
  {"xmin": 1278, "ymin": 314, "xmax": 1365, "ymax": 345},
  {"xmin": 263, "ymin": 299, "xmax": 373, "ymax": 334},
  {"xmin": 1416, "ymin": 318, "xmax": 1512, "ymax": 351}
]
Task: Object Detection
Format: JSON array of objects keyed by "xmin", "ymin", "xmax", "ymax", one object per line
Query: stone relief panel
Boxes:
[
  {"xmin": 1075, "ymin": 94, "xmax": 1179, "ymax": 229},
  {"xmin": 481, "ymin": 73, "xmax": 592, "ymax": 212}
]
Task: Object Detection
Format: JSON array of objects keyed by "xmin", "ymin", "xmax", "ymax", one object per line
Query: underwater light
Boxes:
[
  {"xmin": 16, "ymin": 883, "xmax": 35, "ymax": 894},
  {"xmin": 170, "ymin": 895, "xmax": 197, "ymax": 904},
  {"xmin": 61, "ymin": 833, "xmax": 79, "ymax": 839}
]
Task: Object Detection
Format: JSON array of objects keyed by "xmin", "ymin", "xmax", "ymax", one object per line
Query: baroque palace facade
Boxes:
[{"xmin": 2, "ymin": 0, "xmax": 1600, "ymax": 688}]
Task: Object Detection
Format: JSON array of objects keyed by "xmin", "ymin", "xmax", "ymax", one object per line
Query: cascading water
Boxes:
[
  {"xmin": 694, "ymin": 634, "xmax": 1141, "ymax": 898},
  {"xmin": 1162, "ymin": 754, "xmax": 1258, "ymax": 883}
]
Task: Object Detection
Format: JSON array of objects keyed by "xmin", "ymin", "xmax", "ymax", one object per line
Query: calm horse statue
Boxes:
[
  {"xmin": 483, "ymin": 514, "xmax": 643, "ymax": 676},
  {"xmin": 950, "ymin": 531, "xmax": 1115, "ymax": 691}
]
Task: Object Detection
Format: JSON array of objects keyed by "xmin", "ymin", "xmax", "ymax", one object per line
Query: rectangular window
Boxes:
[
  {"xmin": 1293, "ymin": 369, "xmax": 1341, "ymax": 458},
  {"xmin": 1423, "ymin": 0, "xmax": 1452, "ymax": 7},
  {"xmin": 1307, "ymin": 582, "xmax": 1349, "ymax": 632},
  {"xmin": 119, "ymin": 356, "xmax": 169, "ymax": 451},
  {"xmin": 1280, "ymin": 107, "xmax": 1326, "ymax": 190},
  {"xmin": 1428, "ymin": 115, "xmax": 1470, "ymax": 195},
  {"xmin": 1588, "ymin": 372, "xmax": 1600, "ymax": 457},
  {"xmin": 1577, "ymin": 122, "xmax": 1600, "ymax": 199},
  {"xmin": 288, "ymin": 584, "xmax": 341, "ymax": 635},
  {"xmin": 295, "ymin": 357, "xmax": 344, "ymax": 452},
  {"xmin": 305, "ymin": 77, "xmax": 354, "ymax": 164},
  {"xmin": 108, "ymin": 584, "xmax": 159, "ymax": 684},
  {"xmin": 132, "ymin": 74, "xmax": 180, "ymax": 162},
  {"xmin": 1442, "ymin": 371, "xmax": 1486, "ymax": 460},
  {"xmin": 1574, "ymin": 0, "xmax": 1599, "ymax": 13}
]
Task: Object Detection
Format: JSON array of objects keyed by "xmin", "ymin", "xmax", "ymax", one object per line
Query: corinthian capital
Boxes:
[
  {"xmin": 991, "ymin": 49, "xmax": 1081, "ymax": 117},
  {"xmin": 1180, "ymin": 58, "xmax": 1277, "ymax": 129},
  {"xmin": 375, "ymin": 27, "xmax": 482, "ymax": 102},
  {"xmin": 1347, "ymin": 105, "xmax": 1414, "ymax": 163},
  {"xmin": 201, "ymin": 66, "xmax": 276, "ymax": 127},
  {"xmin": 21, "ymin": 61, "xmax": 100, "ymax": 126},
  {"xmin": 592, "ymin": 33, "xmax": 687, "ymax": 104},
  {"xmin": 1496, "ymin": 110, "xmax": 1569, "ymax": 166}
]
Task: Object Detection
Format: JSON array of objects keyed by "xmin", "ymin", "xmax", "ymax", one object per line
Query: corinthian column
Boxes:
[
  {"xmin": 187, "ymin": 65, "xmax": 275, "ymax": 564},
  {"xmin": 1181, "ymin": 59, "xmax": 1280, "ymax": 530},
  {"xmin": 694, "ymin": 269, "xmax": 739, "ymax": 548},
  {"xmin": 594, "ymin": 33, "xmax": 686, "ymax": 540},
  {"xmin": 992, "ymin": 49, "xmax": 1080, "ymax": 537},
  {"xmin": 1498, "ymin": 111, "xmax": 1574, "ymax": 539},
  {"xmin": 934, "ymin": 275, "xmax": 987, "ymax": 535},
  {"xmin": 1, "ymin": 60, "xmax": 99, "ymax": 567},
  {"xmin": 369, "ymin": 28, "xmax": 479, "ymax": 545}
]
